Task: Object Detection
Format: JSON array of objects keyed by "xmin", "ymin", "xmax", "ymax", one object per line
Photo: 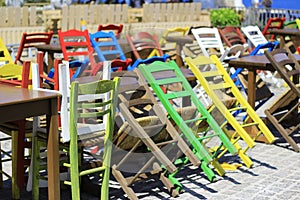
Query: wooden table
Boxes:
[
  {"xmin": 0, "ymin": 84, "xmax": 60, "ymax": 200},
  {"xmin": 164, "ymin": 36, "xmax": 194, "ymax": 67},
  {"xmin": 229, "ymin": 54, "xmax": 300, "ymax": 108},
  {"xmin": 35, "ymin": 44, "xmax": 63, "ymax": 73},
  {"xmin": 269, "ymin": 28, "xmax": 300, "ymax": 49}
]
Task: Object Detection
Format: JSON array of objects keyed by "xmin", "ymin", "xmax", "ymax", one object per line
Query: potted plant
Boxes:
[{"xmin": 210, "ymin": 8, "xmax": 242, "ymax": 27}]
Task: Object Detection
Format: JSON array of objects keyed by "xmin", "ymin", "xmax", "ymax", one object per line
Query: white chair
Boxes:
[{"xmin": 241, "ymin": 25, "xmax": 268, "ymax": 52}]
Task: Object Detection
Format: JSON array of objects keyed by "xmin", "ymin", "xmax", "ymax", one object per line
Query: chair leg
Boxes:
[
  {"xmin": 11, "ymin": 130, "xmax": 20, "ymax": 200},
  {"xmin": 0, "ymin": 142, "xmax": 3, "ymax": 188},
  {"xmin": 69, "ymin": 137, "xmax": 80, "ymax": 200},
  {"xmin": 32, "ymin": 136, "xmax": 40, "ymax": 200}
]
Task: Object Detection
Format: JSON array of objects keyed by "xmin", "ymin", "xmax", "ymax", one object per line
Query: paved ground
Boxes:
[{"xmin": 0, "ymin": 77, "xmax": 299, "ymax": 200}]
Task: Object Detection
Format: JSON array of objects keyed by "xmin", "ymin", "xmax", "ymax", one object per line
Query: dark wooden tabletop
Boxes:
[
  {"xmin": 269, "ymin": 28, "xmax": 300, "ymax": 36},
  {"xmin": 228, "ymin": 54, "xmax": 300, "ymax": 71},
  {"xmin": 164, "ymin": 35, "xmax": 194, "ymax": 45}
]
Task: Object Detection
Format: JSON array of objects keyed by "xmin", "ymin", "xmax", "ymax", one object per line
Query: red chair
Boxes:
[
  {"xmin": 126, "ymin": 31, "xmax": 164, "ymax": 62},
  {"xmin": 262, "ymin": 17, "xmax": 286, "ymax": 40},
  {"xmin": 97, "ymin": 23, "xmax": 123, "ymax": 39},
  {"xmin": 219, "ymin": 26, "xmax": 251, "ymax": 53},
  {"xmin": 58, "ymin": 29, "xmax": 99, "ymax": 79},
  {"xmin": 0, "ymin": 61, "xmax": 32, "ymax": 199},
  {"xmin": 14, "ymin": 32, "xmax": 53, "ymax": 64}
]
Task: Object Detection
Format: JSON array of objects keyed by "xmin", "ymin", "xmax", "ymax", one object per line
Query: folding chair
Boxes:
[
  {"xmin": 14, "ymin": 32, "xmax": 53, "ymax": 65},
  {"xmin": 265, "ymin": 48, "xmax": 300, "ymax": 152},
  {"xmin": 111, "ymin": 70, "xmax": 200, "ymax": 198},
  {"xmin": 185, "ymin": 55, "xmax": 275, "ymax": 167},
  {"xmin": 139, "ymin": 60, "xmax": 237, "ymax": 181}
]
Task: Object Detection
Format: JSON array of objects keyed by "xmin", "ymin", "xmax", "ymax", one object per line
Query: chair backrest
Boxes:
[
  {"xmin": 241, "ymin": 25, "xmax": 268, "ymax": 49},
  {"xmin": 126, "ymin": 32, "xmax": 164, "ymax": 61},
  {"xmin": 283, "ymin": 20, "xmax": 299, "ymax": 29},
  {"xmin": 265, "ymin": 48, "xmax": 300, "ymax": 96},
  {"xmin": 218, "ymin": 26, "xmax": 250, "ymax": 52},
  {"xmin": 58, "ymin": 29, "xmax": 97, "ymax": 78},
  {"xmin": 15, "ymin": 32, "xmax": 53, "ymax": 64},
  {"xmin": 262, "ymin": 17, "xmax": 286, "ymax": 40},
  {"xmin": 160, "ymin": 27, "xmax": 189, "ymax": 49},
  {"xmin": 191, "ymin": 27, "xmax": 225, "ymax": 57},
  {"xmin": 97, "ymin": 24, "xmax": 123, "ymax": 39},
  {"xmin": 0, "ymin": 37, "xmax": 14, "ymax": 65},
  {"xmin": 69, "ymin": 77, "xmax": 120, "ymax": 143}
]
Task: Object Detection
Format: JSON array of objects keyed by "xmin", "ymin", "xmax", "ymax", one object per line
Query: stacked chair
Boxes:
[
  {"xmin": 185, "ymin": 55, "xmax": 275, "ymax": 167},
  {"xmin": 139, "ymin": 60, "xmax": 237, "ymax": 182},
  {"xmin": 265, "ymin": 47, "xmax": 300, "ymax": 152},
  {"xmin": 111, "ymin": 70, "xmax": 200, "ymax": 199}
]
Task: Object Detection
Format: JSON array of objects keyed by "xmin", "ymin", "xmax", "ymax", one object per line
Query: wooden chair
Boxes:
[
  {"xmin": 97, "ymin": 23, "xmax": 123, "ymax": 39},
  {"xmin": 14, "ymin": 32, "xmax": 53, "ymax": 65},
  {"xmin": 265, "ymin": 48, "xmax": 300, "ymax": 151},
  {"xmin": 218, "ymin": 26, "xmax": 251, "ymax": 53},
  {"xmin": 126, "ymin": 32, "xmax": 166, "ymax": 62},
  {"xmin": 58, "ymin": 29, "xmax": 99, "ymax": 79},
  {"xmin": 241, "ymin": 25, "xmax": 268, "ymax": 50},
  {"xmin": 159, "ymin": 27, "xmax": 189, "ymax": 57},
  {"xmin": 262, "ymin": 17, "xmax": 286, "ymax": 40},
  {"xmin": 0, "ymin": 60, "xmax": 32, "ymax": 199},
  {"xmin": 139, "ymin": 60, "xmax": 237, "ymax": 182},
  {"xmin": 191, "ymin": 27, "xmax": 246, "ymax": 63},
  {"xmin": 0, "ymin": 37, "xmax": 23, "ymax": 80},
  {"xmin": 32, "ymin": 76, "xmax": 120, "ymax": 199},
  {"xmin": 89, "ymin": 31, "xmax": 132, "ymax": 72},
  {"xmin": 185, "ymin": 55, "xmax": 275, "ymax": 167},
  {"xmin": 111, "ymin": 70, "xmax": 200, "ymax": 199}
]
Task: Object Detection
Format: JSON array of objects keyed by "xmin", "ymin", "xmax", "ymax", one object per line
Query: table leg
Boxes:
[
  {"xmin": 47, "ymin": 99, "xmax": 60, "ymax": 200},
  {"xmin": 175, "ymin": 44, "xmax": 184, "ymax": 67},
  {"xmin": 47, "ymin": 53, "xmax": 55, "ymax": 73},
  {"xmin": 247, "ymin": 70, "xmax": 256, "ymax": 109}
]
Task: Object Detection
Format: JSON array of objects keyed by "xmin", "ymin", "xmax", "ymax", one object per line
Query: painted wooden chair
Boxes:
[
  {"xmin": 185, "ymin": 55, "xmax": 275, "ymax": 167},
  {"xmin": 111, "ymin": 70, "xmax": 200, "ymax": 199},
  {"xmin": 14, "ymin": 32, "xmax": 53, "ymax": 65},
  {"xmin": 89, "ymin": 31, "xmax": 132, "ymax": 72},
  {"xmin": 126, "ymin": 32, "xmax": 168, "ymax": 62},
  {"xmin": 139, "ymin": 60, "xmax": 237, "ymax": 182},
  {"xmin": 241, "ymin": 25, "xmax": 268, "ymax": 51},
  {"xmin": 0, "ymin": 60, "xmax": 32, "ymax": 199},
  {"xmin": 0, "ymin": 37, "xmax": 23, "ymax": 80},
  {"xmin": 58, "ymin": 29, "xmax": 99, "ymax": 79},
  {"xmin": 262, "ymin": 17, "xmax": 286, "ymax": 40},
  {"xmin": 97, "ymin": 23, "xmax": 124, "ymax": 39},
  {"xmin": 265, "ymin": 47, "xmax": 300, "ymax": 152},
  {"xmin": 218, "ymin": 26, "xmax": 251, "ymax": 53},
  {"xmin": 191, "ymin": 27, "xmax": 246, "ymax": 63},
  {"xmin": 32, "ymin": 75, "xmax": 120, "ymax": 199}
]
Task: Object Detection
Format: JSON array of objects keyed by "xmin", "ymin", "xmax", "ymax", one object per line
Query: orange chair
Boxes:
[
  {"xmin": 14, "ymin": 32, "xmax": 53, "ymax": 65},
  {"xmin": 97, "ymin": 23, "xmax": 123, "ymax": 39},
  {"xmin": 262, "ymin": 17, "xmax": 286, "ymax": 40}
]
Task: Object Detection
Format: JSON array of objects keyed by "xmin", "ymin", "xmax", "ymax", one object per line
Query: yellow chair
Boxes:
[
  {"xmin": 0, "ymin": 37, "xmax": 22, "ymax": 79},
  {"xmin": 185, "ymin": 55, "xmax": 275, "ymax": 168},
  {"xmin": 159, "ymin": 27, "xmax": 189, "ymax": 52}
]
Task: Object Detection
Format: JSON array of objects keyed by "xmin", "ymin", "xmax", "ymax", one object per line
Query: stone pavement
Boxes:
[{"xmin": 1, "ymin": 135, "xmax": 300, "ymax": 200}]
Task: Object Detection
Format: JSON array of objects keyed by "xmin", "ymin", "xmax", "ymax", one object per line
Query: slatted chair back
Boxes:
[
  {"xmin": 185, "ymin": 55, "xmax": 275, "ymax": 167},
  {"xmin": 262, "ymin": 17, "xmax": 286, "ymax": 40},
  {"xmin": 139, "ymin": 60, "xmax": 237, "ymax": 181},
  {"xmin": 15, "ymin": 32, "xmax": 53, "ymax": 65},
  {"xmin": 97, "ymin": 23, "xmax": 124, "ymax": 39}
]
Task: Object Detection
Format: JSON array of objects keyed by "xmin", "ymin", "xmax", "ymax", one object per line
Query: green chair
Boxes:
[
  {"xmin": 32, "ymin": 77, "xmax": 120, "ymax": 200},
  {"xmin": 139, "ymin": 60, "xmax": 237, "ymax": 181}
]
